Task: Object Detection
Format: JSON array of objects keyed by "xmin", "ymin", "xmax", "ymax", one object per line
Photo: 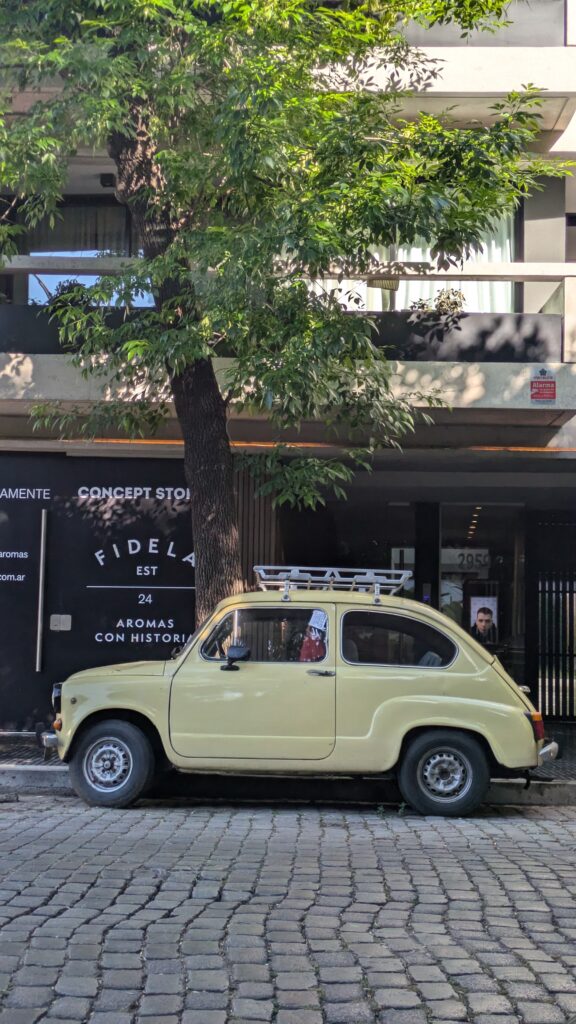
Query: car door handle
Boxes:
[{"xmin": 307, "ymin": 669, "xmax": 335, "ymax": 677}]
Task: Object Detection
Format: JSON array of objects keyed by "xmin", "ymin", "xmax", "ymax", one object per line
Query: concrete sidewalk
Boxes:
[
  {"xmin": 2, "ymin": 727, "xmax": 576, "ymax": 806},
  {"xmin": 1, "ymin": 762, "xmax": 576, "ymax": 808}
]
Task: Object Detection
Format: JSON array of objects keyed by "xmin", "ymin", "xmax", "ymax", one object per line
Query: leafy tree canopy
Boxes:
[{"xmin": 0, "ymin": 0, "xmax": 566, "ymax": 614}]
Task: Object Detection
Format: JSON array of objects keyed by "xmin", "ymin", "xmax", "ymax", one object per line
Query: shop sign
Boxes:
[
  {"xmin": 0, "ymin": 487, "xmax": 51, "ymax": 500},
  {"xmin": 530, "ymin": 368, "xmax": 556, "ymax": 404},
  {"xmin": 0, "ymin": 455, "xmax": 196, "ymax": 730}
]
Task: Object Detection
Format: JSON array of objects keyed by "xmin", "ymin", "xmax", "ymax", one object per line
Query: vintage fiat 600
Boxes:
[{"xmin": 42, "ymin": 566, "xmax": 558, "ymax": 816}]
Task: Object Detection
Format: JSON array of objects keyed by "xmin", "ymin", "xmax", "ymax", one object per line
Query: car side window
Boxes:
[
  {"xmin": 201, "ymin": 608, "xmax": 329, "ymax": 663},
  {"xmin": 342, "ymin": 611, "xmax": 456, "ymax": 668}
]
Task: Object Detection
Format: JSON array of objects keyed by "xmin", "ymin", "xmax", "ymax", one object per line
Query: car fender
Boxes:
[
  {"xmin": 367, "ymin": 695, "xmax": 537, "ymax": 771},
  {"xmin": 57, "ymin": 676, "xmax": 172, "ymax": 760}
]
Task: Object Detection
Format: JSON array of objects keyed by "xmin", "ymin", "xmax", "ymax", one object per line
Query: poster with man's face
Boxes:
[{"xmin": 469, "ymin": 596, "xmax": 498, "ymax": 644}]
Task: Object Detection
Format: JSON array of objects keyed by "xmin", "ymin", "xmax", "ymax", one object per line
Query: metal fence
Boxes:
[{"xmin": 538, "ymin": 572, "xmax": 576, "ymax": 719}]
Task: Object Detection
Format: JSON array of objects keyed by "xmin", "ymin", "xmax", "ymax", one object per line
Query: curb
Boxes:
[
  {"xmin": 486, "ymin": 779, "xmax": 576, "ymax": 806},
  {"xmin": 1, "ymin": 765, "xmax": 576, "ymax": 806},
  {"xmin": 0, "ymin": 764, "xmax": 72, "ymax": 796}
]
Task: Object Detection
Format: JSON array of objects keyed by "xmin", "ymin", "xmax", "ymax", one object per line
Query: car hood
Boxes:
[{"xmin": 66, "ymin": 660, "xmax": 166, "ymax": 682}]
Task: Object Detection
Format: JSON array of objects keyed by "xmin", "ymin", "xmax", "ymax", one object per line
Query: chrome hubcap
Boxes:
[
  {"xmin": 83, "ymin": 738, "xmax": 133, "ymax": 793},
  {"xmin": 418, "ymin": 749, "xmax": 472, "ymax": 802}
]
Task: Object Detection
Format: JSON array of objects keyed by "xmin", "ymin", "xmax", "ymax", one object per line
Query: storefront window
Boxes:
[
  {"xmin": 441, "ymin": 504, "xmax": 525, "ymax": 682},
  {"xmin": 280, "ymin": 496, "xmax": 416, "ymax": 596}
]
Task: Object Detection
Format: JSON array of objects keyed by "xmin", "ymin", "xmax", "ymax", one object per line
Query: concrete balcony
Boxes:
[
  {"xmin": 370, "ymin": 311, "xmax": 562, "ymax": 363},
  {"xmin": 1, "ymin": 257, "xmax": 576, "ymax": 455},
  {"xmin": 0, "ymin": 306, "xmax": 564, "ymax": 363},
  {"xmin": 378, "ymin": 36, "xmax": 576, "ymax": 151},
  {"xmin": 403, "ymin": 0, "xmax": 568, "ymax": 48}
]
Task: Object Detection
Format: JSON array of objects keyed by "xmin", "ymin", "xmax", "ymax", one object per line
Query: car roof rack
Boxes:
[{"xmin": 253, "ymin": 565, "xmax": 413, "ymax": 604}]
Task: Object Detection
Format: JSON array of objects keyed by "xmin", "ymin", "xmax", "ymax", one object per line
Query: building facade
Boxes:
[{"xmin": 2, "ymin": 0, "xmax": 576, "ymax": 727}]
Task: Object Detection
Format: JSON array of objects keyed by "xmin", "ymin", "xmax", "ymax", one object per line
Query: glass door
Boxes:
[{"xmin": 441, "ymin": 504, "xmax": 525, "ymax": 684}]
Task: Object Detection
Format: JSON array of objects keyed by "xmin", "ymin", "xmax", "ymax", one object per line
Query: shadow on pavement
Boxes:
[{"xmin": 143, "ymin": 771, "xmax": 403, "ymax": 808}]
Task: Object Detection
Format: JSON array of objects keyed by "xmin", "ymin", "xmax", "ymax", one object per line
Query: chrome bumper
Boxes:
[
  {"xmin": 41, "ymin": 731, "xmax": 59, "ymax": 750},
  {"xmin": 538, "ymin": 740, "xmax": 559, "ymax": 765}
]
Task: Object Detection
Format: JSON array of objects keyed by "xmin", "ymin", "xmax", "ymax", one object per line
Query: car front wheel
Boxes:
[
  {"xmin": 69, "ymin": 719, "xmax": 155, "ymax": 808},
  {"xmin": 398, "ymin": 730, "xmax": 490, "ymax": 817}
]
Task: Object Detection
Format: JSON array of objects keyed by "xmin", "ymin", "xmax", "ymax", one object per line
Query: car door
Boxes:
[
  {"xmin": 170, "ymin": 602, "xmax": 336, "ymax": 760},
  {"xmin": 336, "ymin": 607, "xmax": 460, "ymax": 770}
]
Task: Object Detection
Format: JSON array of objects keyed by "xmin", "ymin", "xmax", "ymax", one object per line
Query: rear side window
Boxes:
[
  {"xmin": 201, "ymin": 607, "xmax": 329, "ymax": 663},
  {"xmin": 342, "ymin": 611, "xmax": 456, "ymax": 668}
]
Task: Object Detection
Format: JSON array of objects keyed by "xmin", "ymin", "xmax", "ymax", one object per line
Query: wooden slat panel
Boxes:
[{"xmin": 235, "ymin": 469, "xmax": 281, "ymax": 590}]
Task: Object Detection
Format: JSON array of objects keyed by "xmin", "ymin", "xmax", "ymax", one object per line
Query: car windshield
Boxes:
[{"xmin": 170, "ymin": 616, "xmax": 210, "ymax": 659}]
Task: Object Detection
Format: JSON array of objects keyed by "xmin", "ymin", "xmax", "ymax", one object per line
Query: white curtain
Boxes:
[
  {"xmin": 395, "ymin": 214, "xmax": 514, "ymax": 313},
  {"xmin": 308, "ymin": 277, "xmax": 391, "ymax": 312},
  {"xmin": 309, "ymin": 247, "xmax": 392, "ymax": 312}
]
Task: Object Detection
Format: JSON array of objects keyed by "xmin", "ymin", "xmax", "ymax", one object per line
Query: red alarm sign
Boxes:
[{"xmin": 530, "ymin": 370, "xmax": 556, "ymax": 404}]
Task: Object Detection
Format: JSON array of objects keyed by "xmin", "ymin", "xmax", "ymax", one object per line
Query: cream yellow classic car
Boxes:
[{"xmin": 42, "ymin": 565, "xmax": 558, "ymax": 815}]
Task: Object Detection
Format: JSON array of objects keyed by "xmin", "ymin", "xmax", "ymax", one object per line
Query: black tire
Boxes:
[
  {"xmin": 398, "ymin": 729, "xmax": 490, "ymax": 817},
  {"xmin": 69, "ymin": 719, "xmax": 155, "ymax": 808}
]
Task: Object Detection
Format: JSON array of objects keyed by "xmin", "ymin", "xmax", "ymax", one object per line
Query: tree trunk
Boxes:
[
  {"xmin": 109, "ymin": 114, "xmax": 243, "ymax": 622},
  {"xmin": 171, "ymin": 359, "xmax": 244, "ymax": 623}
]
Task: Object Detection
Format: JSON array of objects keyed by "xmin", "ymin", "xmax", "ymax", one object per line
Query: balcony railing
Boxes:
[
  {"xmin": 403, "ymin": 0, "xmax": 568, "ymax": 47},
  {"xmin": 2, "ymin": 256, "xmax": 576, "ymax": 362},
  {"xmin": 357, "ymin": 261, "xmax": 576, "ymax": 362}
]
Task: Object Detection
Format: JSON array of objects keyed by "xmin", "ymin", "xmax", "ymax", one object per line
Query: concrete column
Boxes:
[
  {"xmin": 563, "ymin": 276, "xmax": 576, "ymax": 361},
  {"xmin": 567, "ymin": 0, "xmax": 576, "ymax": 44},
  {"xmin": 523, "ymin": 178, "xmax": 566, "ymax": 313},
  {"xmin": 414, "ymin": 503, "xmax": 441, "ymax": 609}
]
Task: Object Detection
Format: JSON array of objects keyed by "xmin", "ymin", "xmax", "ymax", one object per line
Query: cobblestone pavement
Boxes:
[{"xmin": 2, "ymin": 798, "xmax": 576, "ymax": 1024}]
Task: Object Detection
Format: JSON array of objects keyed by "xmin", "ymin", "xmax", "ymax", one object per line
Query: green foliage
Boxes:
[
  {"xmin": 0, "ymin": 0, "xmax": 568, "ymax": 508},
  {"xmin": 411, "ymin": 287, "xmax": 466, "ymax": 314},
  {"xmin": 32, "ymin": 399, "xmax": 170, "ymax": 439},
  {"xmin": 238, "ymin": 444, "xmax": 397, "ymax": 508},
  {"xmin": 238, "ymin": 448, "xmax": 358, "ymax": 509}
]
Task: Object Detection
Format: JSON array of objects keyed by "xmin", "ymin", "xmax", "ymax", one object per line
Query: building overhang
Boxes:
[
  {"xmin": 384, "ymin": 47, "xmax": 576, "ymax": 140},
  {"xmin": 2, "ymin": 351, "xmax": 576, "ymax": 408},
  {"xmin": 0, "ymin": 371, "xmax": 574, "ymax": 457}
]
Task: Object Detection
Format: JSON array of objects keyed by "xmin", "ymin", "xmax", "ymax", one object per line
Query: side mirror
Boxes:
[{"xmin": 221, "ymin": 644, "xmax": 251, "ymax": 671}]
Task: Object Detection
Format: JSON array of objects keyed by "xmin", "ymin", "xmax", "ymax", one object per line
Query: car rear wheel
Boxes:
[
  {"xmin": 398, "ymin": 730, "xmax": 490, "ymax": 816},
  {"xmin": 69, "ymin": 720, "xmax": 155, "ymax": 808}
]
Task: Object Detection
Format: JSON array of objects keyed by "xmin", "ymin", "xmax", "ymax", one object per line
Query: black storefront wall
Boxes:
[
  {"xmin": 5, "ymin": 451, "xmax": 576, "ymax": 729},
  {"xmin": 0, "ymin": 454, "xmax": 196, "ymax": 730}
]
